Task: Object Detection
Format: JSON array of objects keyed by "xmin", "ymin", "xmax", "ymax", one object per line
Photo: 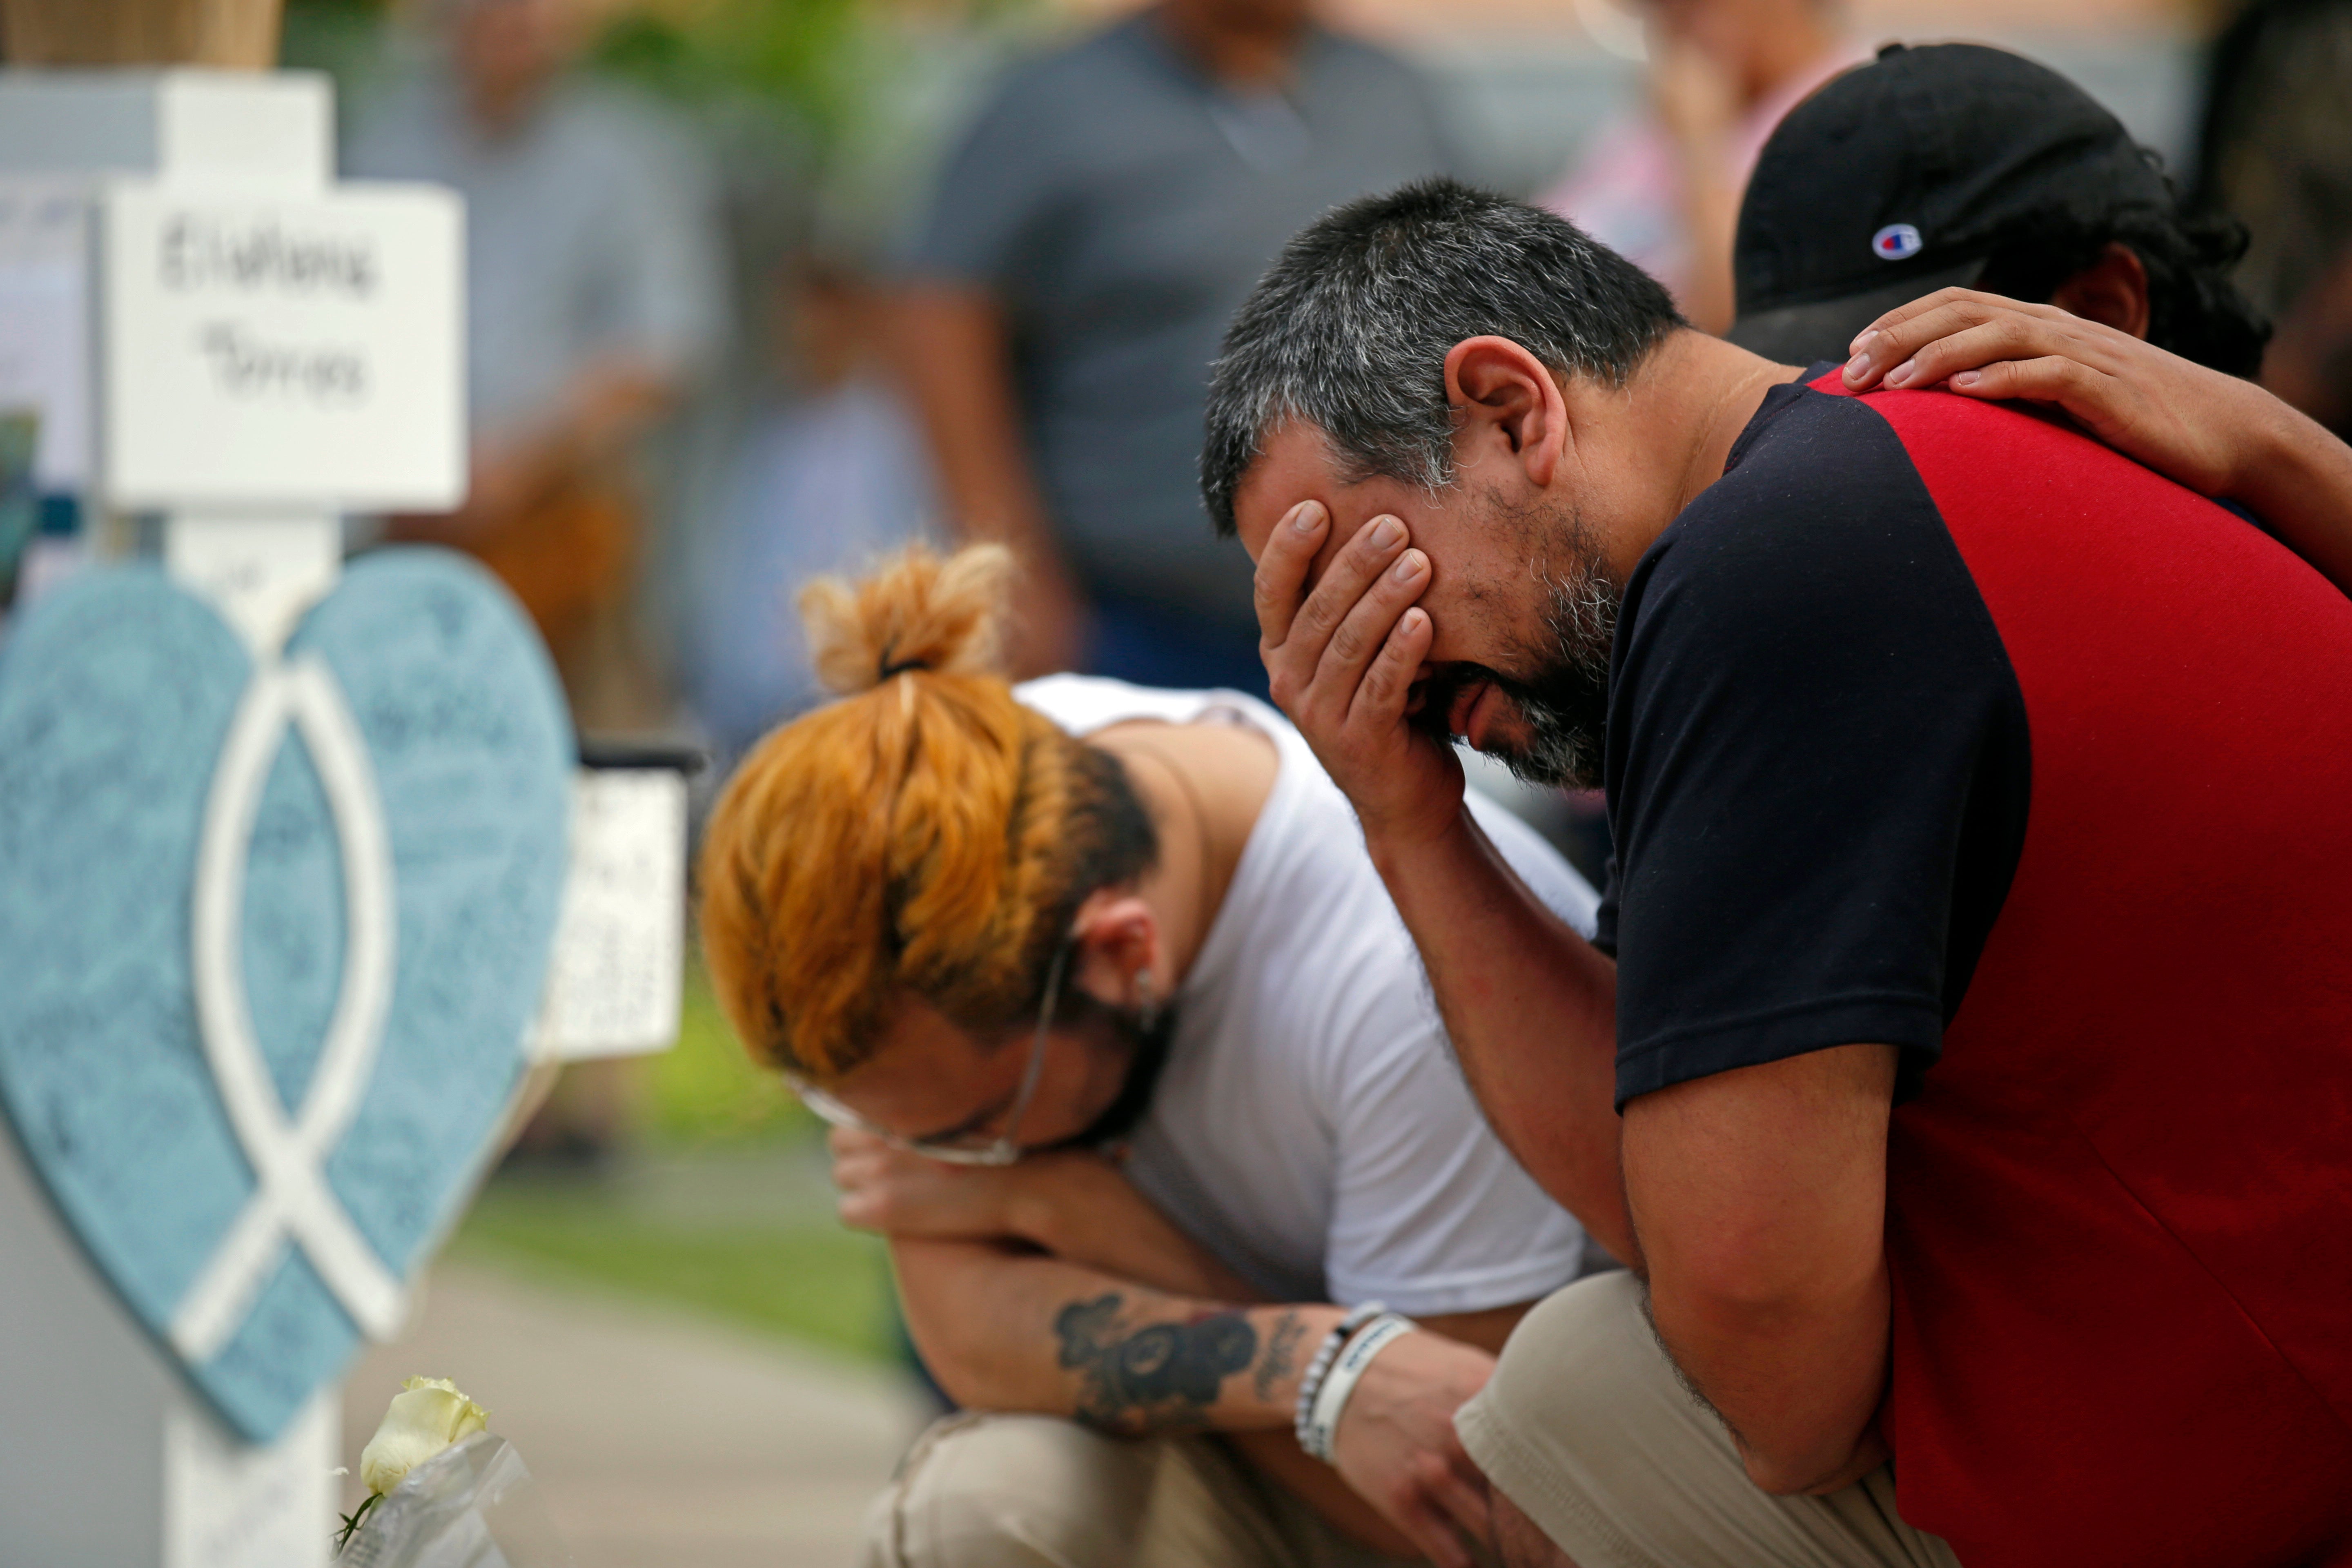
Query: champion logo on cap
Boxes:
[{"xmin": 1872, "ymin": 223, "xmax": 1925, "ymax": 261}]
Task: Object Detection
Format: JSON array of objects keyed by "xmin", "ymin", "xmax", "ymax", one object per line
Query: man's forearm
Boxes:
[
  {"xmin": 1006, "ymin": 1155, "xmax": 1264, "ymax": 1303},
  {"xmin": 891, "ymin": 1236, "xmax": 1336, "ymax": 1435},
  {"xmin": 887, "ymin": 283, "xmax": 1085, "ymax": 673},
  {"xmin": 892, "ymin": 1234, "xmax": 1519, "ymax": 1560},
  {"xmin": 1621, "ymin": 1044, "xmax": 1899, "ymax": 1495},
  {"xmin": 1367, "ymin": 807, "xmax": 1633, "ymax": 1263},
  {"xmin": 2230, "ymin": 388, "xmax": 2352, "ymax": 598},
  {"xmin": 889, "ymin": 285, "xmax": 1059, "ymax": 552}
]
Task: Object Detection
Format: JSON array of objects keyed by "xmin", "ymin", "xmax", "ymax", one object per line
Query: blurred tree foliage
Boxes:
[
  {"xmin": 589, "ymin": 0, "xmax": 1056, "ymax": 276},
  {"xmin": 282, "ymin": 0, "xmax": 1043, "ymax": 167},
  {"xmin": 279, "ymin": 0, "xmax": 400, "ymax": 103},
  {"xmin": 282, "ymin": 0, "xmax": 1055, "ymax": 371},
  {"xmin": 590, "ymin": 1, "xmax": 866, "ymax": 153},
  {"xmin": 647, "ymin": 952, "xmax": 815, "ymax": 1147}
]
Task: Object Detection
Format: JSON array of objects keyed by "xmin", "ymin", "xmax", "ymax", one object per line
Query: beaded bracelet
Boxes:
[
  {"xmin": 1301, "ymin": 1312, "xmax": 1417, "ymax": 1462},
  {"xmin": 1294, "ymin": 1302, "xmax": 1386, "ymax": 1455}
]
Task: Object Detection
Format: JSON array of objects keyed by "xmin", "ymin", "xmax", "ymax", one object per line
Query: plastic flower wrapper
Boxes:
[
  {"xmin": 337, "ymin": 1376, "xmax": 490, "ymax": 1550},
  {"xmin": 337, "ymin": 1432, "xmax": 570, "ymax": 1567}
]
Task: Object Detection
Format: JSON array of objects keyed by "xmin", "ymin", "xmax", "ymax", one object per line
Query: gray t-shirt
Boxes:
[
  {"xmin": 906, "ymin": 13, "xmax": 1455, "ymax": 630},
  {"xmin": 345, "ymin": 71, "xmax": 725, "ymax": 436}
]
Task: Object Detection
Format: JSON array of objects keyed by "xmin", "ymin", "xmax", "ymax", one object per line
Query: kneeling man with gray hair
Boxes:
[{"xmin": 1206, "ymin": 180, "xmax": 2352, "ymax": 1567}]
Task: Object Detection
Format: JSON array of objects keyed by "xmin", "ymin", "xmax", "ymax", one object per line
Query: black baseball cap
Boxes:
[{"xmin": 1728, "ymin": 43, "xmax": 2177, "ymax": 365}]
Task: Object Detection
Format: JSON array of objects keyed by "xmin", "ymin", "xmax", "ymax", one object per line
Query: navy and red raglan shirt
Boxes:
[{"xmin": 1590, "ymin": 369, "xmax": 2352, "ymax": 1566}]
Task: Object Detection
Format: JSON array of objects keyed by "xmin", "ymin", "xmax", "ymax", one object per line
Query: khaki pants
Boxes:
[
  {"xmin": 1455, "ymin": 1273, "xmax": 1963, "ymax": 1568},
  {"xmin": 860, "ymin": 1412, "xmax": 1423, "ymax": 1568}
]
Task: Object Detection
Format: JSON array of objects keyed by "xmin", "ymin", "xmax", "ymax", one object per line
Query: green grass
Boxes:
[
  {"xmin": 449, "ymin": 956, "xmax": 899, "ymax": 1364},
  {"xmin": 451, "ymin": 1183, "xmax": 893, "ymax": 1363},
  {"xmin": 644, "ymin": 956, "xmax": 817, "ymax": 1148}
]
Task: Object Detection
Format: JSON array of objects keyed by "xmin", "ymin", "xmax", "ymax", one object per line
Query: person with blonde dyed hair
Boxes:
[{"xmin": 699, "ymin": 543, "xmax": 1606, "ymax": 1568}]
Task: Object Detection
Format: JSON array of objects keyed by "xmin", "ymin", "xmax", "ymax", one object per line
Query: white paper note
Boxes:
[{"xmin": 530, "ymin": 769, "xmax": 688, "ymax": 1060}]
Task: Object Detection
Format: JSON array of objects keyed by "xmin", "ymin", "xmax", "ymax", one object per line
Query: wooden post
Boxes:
[{"xmin": 0, "ymin": 0, "xmax": 284, "ymax": 69}]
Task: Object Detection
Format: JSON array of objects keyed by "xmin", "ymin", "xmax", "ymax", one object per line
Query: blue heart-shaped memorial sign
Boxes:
[{"xmin": 0, "ymin": 548, "xmax": 571, "ymax": 1443}]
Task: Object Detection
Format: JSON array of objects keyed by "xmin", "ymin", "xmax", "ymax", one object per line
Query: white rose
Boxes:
[{"xmin": 357, "ymin": 1376, "xmax": 490, "ymax": 1498}]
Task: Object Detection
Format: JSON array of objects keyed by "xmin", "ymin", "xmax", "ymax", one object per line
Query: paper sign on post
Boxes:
[
  {"xmin": 531, "ymin": 769, "xmax": 688, "ymax": 1060},
  {"xmin": 100, "ymin": 181, "xmax": 463, "ymax": 510}
]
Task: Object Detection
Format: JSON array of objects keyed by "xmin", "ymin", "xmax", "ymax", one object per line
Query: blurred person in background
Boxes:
[
  {"xmin": 347, "ymin": 0, "xmax": 726, "ymax": 734},
  {"xmin": 1731, "ymin": 44, "xmax": 2270, "ymax": 377},
  {"xmin": 681, "ymin": 258, "xmax": 940, "ymax": 765},
  {"xmin": 894, "ymin": 0, "xmax": 1457, "ymax": 689},
  {"xmin": 347, "ymin": 0, "xmax": 726, "ymax": 1165},
  {"xmin": 2197, "ymin": 0, "xmax": 2352, "ymax": 437},
  {"xmin": 701, "ymin": 544, "xmax": 1605, "ymax": 1568},
  {"xmin": 1540, "ymin": 0, "xmax": 1860, "ymax": 334}
]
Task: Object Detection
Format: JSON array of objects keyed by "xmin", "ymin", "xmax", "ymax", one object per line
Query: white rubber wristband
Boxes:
[
  {"xmin": 1303, "ymin": 1312, "xmax": 1414, "ymax": 1462},
  {"xmin": 1294, "ymin": 1302, "xmax": 1384, "ymax": 1452}
]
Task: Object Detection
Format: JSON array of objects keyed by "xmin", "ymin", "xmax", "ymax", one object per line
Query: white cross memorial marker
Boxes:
[{"xmin": 0, "ymin": 66, "xmax": 684, "ymax": 1568}]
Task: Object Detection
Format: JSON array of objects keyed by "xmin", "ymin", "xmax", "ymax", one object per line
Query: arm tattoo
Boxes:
[
  {"xmin": 1054, "ymin": 1293, "xmax": 1257, "ymax": 1434},
  {"xmin": 1252, "ymin": 1309, "xmax": 1307, "ymax": 1404}
]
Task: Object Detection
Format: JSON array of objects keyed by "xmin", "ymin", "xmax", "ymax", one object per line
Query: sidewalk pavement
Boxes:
[{"xmin": 342, "ymin": 1261, "xmax": 930, "ymax": 1568}]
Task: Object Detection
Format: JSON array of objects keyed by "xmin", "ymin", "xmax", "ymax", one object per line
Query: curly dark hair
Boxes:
[{"xmin": 1973, "ymin": 195, "xmax": 2271, "ymax": 378}]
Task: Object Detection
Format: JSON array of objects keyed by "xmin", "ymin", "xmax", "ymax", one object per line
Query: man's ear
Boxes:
[
  {"xmin": 2049, "ymin": 243, "xmax": 2152, "ymax": 340},
  {"xmin": 1444, "ymin": 335, "xmax": 1570, "ymax": 488},
  {"xmin": 1069, "ymin": 891, "xmax": 1159, "ymax": 1009}
]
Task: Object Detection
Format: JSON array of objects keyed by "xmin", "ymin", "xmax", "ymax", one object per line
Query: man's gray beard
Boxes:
[
  {"xmin": 1492, "ymin": 560, "xmax": 1618, "ymax": 790},
  {"xmin": 1438, "ymin": 482, "xmax": 1621, "ymax": 790}
]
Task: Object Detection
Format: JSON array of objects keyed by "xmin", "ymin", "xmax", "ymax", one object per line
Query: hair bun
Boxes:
[{"xmin": 800, "ymin": 542, "xmax": 1015, "ymax": 697}]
